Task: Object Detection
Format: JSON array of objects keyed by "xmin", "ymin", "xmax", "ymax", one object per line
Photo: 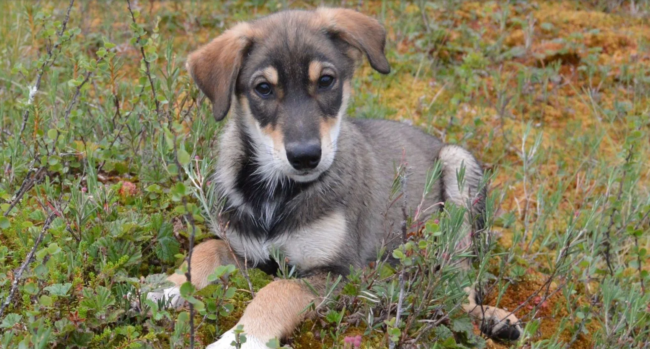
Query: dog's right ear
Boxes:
[{"xmin": 186, "ymin": 23, "xmax": 253, "ymax": 121}]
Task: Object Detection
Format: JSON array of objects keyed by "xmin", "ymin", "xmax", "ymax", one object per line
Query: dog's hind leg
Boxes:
[
  {"xmin": 144, "ymin": 239, "xmax": 240, "ymax": 309},
  {"xmin": 438, "ymin": 145, "xmax": 522, "ymax": 341},
  {"xmin": 207, "ymin": 274, "xmax": 327, "ymax": 349}
]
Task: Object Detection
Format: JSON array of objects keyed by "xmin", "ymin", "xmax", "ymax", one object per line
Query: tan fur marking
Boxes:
[
  {"xmin": 308, "ymin": 61, "xmax": 323, "ymax": 82},
  {"xmin": 262, "ymin": 66, "xmax": 279, "ymax": 85},
  {"xmin": 319, "ymin": 113, "xmax": 338, "ymax": 137},
  {"xmin": 235, "ymin": 277, "xmax": 323, "ymax": 341},
  {"xmin": 261, "ymin": 124, "xmax": 284, "ymax": 150},
  {"xmin": 315, "ymin": 8, "xmax": 390, "ymax": 73},
  {"xmin": 319, "ymin": 80, "xmax": 350, "ymax": 139},
  {"xmin": 167, "ymin": 240, "xmax": 238, "ymax": 289},
  {"xmin": 186, "ymin": 22, "xmax": 260, "ymax": 121},
  {"xmin": 463, "ymin": 287, "xmax": 522, "ymax": 336}
]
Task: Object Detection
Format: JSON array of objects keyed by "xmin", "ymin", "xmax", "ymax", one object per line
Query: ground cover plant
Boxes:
[{"xmin": 1, "ymin": 0, "xmax": 649, "ymax": 348}]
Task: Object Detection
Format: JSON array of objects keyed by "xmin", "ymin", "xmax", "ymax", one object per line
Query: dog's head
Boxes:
[{"xmin": 187, "ymin": 8, "xmax": 390, "ymax": 183}]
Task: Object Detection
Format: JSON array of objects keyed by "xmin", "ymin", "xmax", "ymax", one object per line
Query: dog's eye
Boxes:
[
  {"xmin": 317, "ymin": 75, "xmax": 335, "ymax": 90},
  {"xmin": 254, "ymin": 83, "xmax": 273, "ymax": 97}
]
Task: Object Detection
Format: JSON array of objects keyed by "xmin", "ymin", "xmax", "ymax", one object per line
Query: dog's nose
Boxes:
[{"xmin": 286, "ymin": 142, "xmax": 321, "ymax": 171}]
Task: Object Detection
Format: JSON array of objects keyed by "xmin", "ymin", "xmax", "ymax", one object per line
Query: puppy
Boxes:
[{"xmin": 148, "ymin": 8, "xmax": 522, "ymax": 348}]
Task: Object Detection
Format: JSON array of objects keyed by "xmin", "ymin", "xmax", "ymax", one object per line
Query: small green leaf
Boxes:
[
  {"xmin": 0, "ymin": 314, "xmax": 21, "ymax": 329},
  {"xmin": 40, "ymin": 295, "xmax": 53, "ymax": 307},
  {"xmin": 177, "ymin": 149, "xmax": 191, "ymax": 166},
  {"xmin": 224, "ymin": 286, "xmax": 236, "ymax": 299},
  {"xmin": 266, "ymin": 338, "xmax": 281, "ymax": 348},
  {"xmin": 0, "ymin": 217, "xmax": 10, "ymax": 230},
  {"xmin": 24, "ymin": 282, "xmax": 39, "ymax": 295},
  {"xmin": 180, "ymin": 282, "xmax": 194, "ymax": 298},
  {"xmin": 154, "ymin": 217, "xmax": 180, "ymax": 263},
  {"xmin": 45, "ymin": 283, "xmax": 72, "ymax": 297},
  {"xmin": 47, "ymin": 129, "xmax": 58, "ymax": 140}
]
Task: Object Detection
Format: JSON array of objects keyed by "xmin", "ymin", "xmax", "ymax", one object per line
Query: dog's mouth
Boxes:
[{"xmin": 287, "ymin": 170, "xmax": 323, "ymax": 183}]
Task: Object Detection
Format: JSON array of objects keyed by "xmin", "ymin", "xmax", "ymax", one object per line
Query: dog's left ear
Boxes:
[
  {"xmin": 317, "ymin": 8, "xmax": 390, "ymax": 74},
  {"xmin": 186, "ymin": 23, "xmax": 254, "ymax": 121}
]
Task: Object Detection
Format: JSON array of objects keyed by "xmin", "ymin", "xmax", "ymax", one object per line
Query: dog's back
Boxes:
[{"xmin": 349, "ymin": 119, "xmax": 445, "ymax": 242}]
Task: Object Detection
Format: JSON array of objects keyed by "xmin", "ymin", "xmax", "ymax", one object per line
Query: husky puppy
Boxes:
[{"xmin": 147, "ymin": 8, "xmax": 522, "ymax": 348}]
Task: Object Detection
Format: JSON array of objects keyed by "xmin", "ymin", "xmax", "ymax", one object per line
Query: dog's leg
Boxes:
[
  {"xmin": 439, "ymin": 145, "xmax": 522, "ymax": 341},
  {"xmin": 145, "ymin": 239, "xmax": 239, "ymax": 309},
  {"xmin": 207, "ymin": 275, "xmax": 326, "ymax": 349}
]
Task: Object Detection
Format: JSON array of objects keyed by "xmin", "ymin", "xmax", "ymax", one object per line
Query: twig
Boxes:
[
  {"xmin": 0, "ymin": 213, "xmax": 57, "ymax": 319},
  {"xmin": 632, "ymin": 208, "xmax": 649, "ymax": 295},
  {"xmin": 126, "ymin": 0, "xmax": 161, "ymax": 119},
  {"xmin": 603, "ymin": 146, "xmax": 633, "ymax": 277},
  {"xmin": 3, "ymin": 167, "xmax": 47, "ymax": 217},
  {"xmin": 18, "ymin": 0, "xmax": 76, "ymax": 139},
  {"xmin": 63, "ymin": 71, "xmax": 93, "ymax": 124}
]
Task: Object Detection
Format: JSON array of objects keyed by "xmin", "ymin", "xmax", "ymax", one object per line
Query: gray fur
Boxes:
[{"xmin": 213, "ymin": 116, "xmax": 486, "ymax": 274}]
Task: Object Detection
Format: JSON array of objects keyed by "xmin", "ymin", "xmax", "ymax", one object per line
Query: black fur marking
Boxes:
[
  {"xmin": 473, "ymin": 186, "xmax": 487, "ymax": 232},
  {"xmin": 225, "ymin": 126, "xmax": 314, "ymax": 240},
  {"xmin": 483, "ymin": 322, "xmax": 521, "ymax": 341},
  {"xmin": 438, "ymin": 158, "xmax": 446, "ymax": 210},
  {"xmin": 256, "ymin": 259, "xmax": 280, "ymax": 276},
  {"xmin": 299, "ymin": 264, "xmax": 351, "ymax": 278}
]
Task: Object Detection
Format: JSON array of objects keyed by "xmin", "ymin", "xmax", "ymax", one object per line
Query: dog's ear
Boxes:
[
  {"xmin": 186, "ymin": 23, "xmax": 253, "ymax": 121},
  {"xmin": 317, "ymin": 8, "xmax": 390, "ymax": 74}
]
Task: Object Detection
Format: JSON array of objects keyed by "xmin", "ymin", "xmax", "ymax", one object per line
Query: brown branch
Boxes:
[
  {"xmin": 126, "ymin": 0, "xmax": 161, "ymax": 120},
  {"xmin": 63, "ymin": 71, "xmax": 93, "ymax": 124},
  {"xmin": 3, "ymin": 167, "xmax": 47, "ymax": 217},
  {"xmin": 633, "ymin": 208, "xmax": 649, "ymax": 295},
  {"xmin": 603, "ymin": 146, "xmax": 633, "ymax": 277},
  {"xmin": 18, "ymin": 0, "xmax": 76, "ymax": 139}
]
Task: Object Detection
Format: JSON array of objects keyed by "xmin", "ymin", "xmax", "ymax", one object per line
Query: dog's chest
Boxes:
[{"xmin": 227, "ymin": 210, "xmax": 348, "ymax": 270}]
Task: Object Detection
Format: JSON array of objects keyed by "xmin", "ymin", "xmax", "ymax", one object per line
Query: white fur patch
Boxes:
[
  {"xmin": 206, "ymin": 328, "xmax": 269, "ymax": 349},
  {"xmin": 146, "ymin": 286, "xmax": 185, "ymax": 309},
  {"xmin": 308, "ymin": 81, "xmax": 348, "ymax": 182},
  {"xmin": 438, "ymin": 145, "xmax": 483, "ymax": 207},
  {"xmin": 279, "ymin": 210, "xmax": 347, "ymax": 269},
  {"xmin": 227, "ymin": 210, "xmax": 348, "ymax": 269},
  {"xmin": 241, "ymin": 100, "xmax": 292, "ymax": 192},
  {"xmin": 214, "ymin": 118, "xmax": 246, "ymax": 208},
  {"xmin": 226, "ymin": 230, "xmax": 275, "ymax": 265},
  {"xmin": 438, "ymin": 145, "xmax": 484, "ymax": 250}
]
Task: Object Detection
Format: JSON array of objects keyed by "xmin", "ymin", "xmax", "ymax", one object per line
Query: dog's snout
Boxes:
[{"xmin": 286, "ymin": 142, "xmax": 321, "ymax": 171}]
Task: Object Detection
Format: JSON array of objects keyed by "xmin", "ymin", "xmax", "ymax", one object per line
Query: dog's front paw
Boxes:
[
  {"xmin": 463, "ymin": 287, "xmax": 522, "ymax": 341},
  {"xmin": 146, "ymin": 286, "xmax": 185, "ymax": 309},
  {"xmin": 206, "ymin": 328, "xmax": 271, "ymax": 349},
  {"xmin": 129, "ymin": 286, "xmax": 186, "ymax": 311}
]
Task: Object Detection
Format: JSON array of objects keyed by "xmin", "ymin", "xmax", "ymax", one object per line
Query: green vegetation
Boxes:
[{"xmin": 1, "ymin": 1, "xmax": 649, "ymax": 348}]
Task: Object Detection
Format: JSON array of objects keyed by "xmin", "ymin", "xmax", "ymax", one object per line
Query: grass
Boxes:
[{"xmin": 1, "ymin": 0, "xmax": 649, "ymax": 348}]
